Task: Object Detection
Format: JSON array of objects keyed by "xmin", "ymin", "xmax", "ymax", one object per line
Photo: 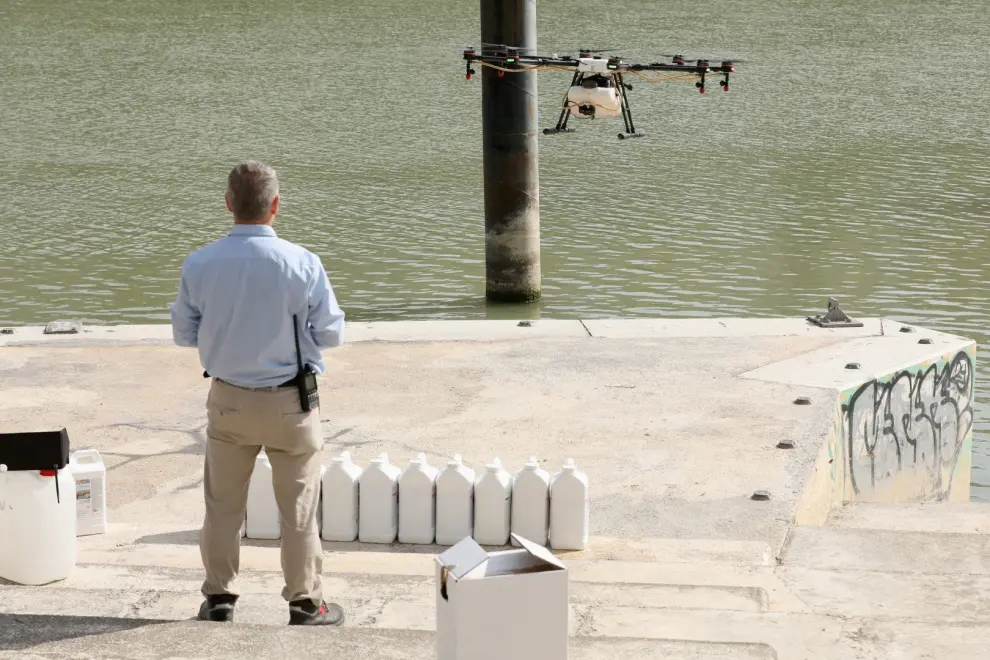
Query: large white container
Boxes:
[
  {"xmin": 567, "ymin": 83, "xmax": 623, "ymax": 118},
  {"xmin": 68, "ymin": 450, "xmax": 107, "ymax": 537},
  {"xmin": 549, "ymin": 458, "xmax": 589, "ymax": 550},
  {"xmin": 398, "ymin": 453, "xmax": 439, "ymax": 544},
  {"xmin": 246, "ymin": 451, "xmax": 279, "ymax": 540},
  {"xmin": 473, "ymin": 458, "xmax": 512, "ymax": 546},
  {"xmin": 359, "ymin": 453, "xmax": 401, "ymax": 544},
  {"xmin": 435, "ymin": 454, "xmax": 475, "ymax": 546},
  {"xmin": 510, "ymin": 456, "xmax": 551, "ymax": 547},
  {"xmin": 0, "ymin": 465, "xmax": 77, "ymax": 585},
  {"xmin": 322, "ymin": 451, "xmax": 362, "ymax": 542}
]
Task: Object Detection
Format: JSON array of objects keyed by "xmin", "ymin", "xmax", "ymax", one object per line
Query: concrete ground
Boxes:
[{"xmin": 1, "ymin": 318, "xmax": 987, "ymax": 659}]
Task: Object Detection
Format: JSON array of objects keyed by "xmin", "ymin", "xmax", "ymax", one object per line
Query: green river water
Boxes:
[{"xmin": 1, "ymin": 0, "xmax": 988, "ymax": 497}]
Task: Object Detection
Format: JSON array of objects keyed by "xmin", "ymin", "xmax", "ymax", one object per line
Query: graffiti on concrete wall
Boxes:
[{"xmin": 843, "ymin": 349, "xmax": 974, "ymax": 500}]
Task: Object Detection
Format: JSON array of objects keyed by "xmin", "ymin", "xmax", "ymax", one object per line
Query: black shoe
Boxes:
[
  {"xmin": 288, "ymin": 600, "xmax": 345, "ymax": 626},
  {"xmin": 198, "ymin": 594, "xmax": 238, "ymax": 622}
]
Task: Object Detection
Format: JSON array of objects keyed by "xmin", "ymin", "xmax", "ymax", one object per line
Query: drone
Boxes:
[{"xmin": 462, "ymin": 45, "xmax": 736, "ymax": 140}]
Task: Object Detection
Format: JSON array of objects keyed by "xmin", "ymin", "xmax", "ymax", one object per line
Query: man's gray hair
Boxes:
[{"xmin": 226, "ymin": 161, "xmax": 279, "ymax": 222}]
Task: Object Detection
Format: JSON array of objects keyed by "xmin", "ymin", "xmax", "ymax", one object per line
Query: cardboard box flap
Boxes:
[
  {"xmin": 436, "ymin": 536, "xmax": 490, "ymax": 580},
  {"xmin": 511, "ymin": 533, "xmax": 567, "ymax": 569}
]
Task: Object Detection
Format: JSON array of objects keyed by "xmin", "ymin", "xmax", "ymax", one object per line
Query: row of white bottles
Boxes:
[
  {"xmin": 246, "ymin": 451, "xmax": 588, "ymax": 550},
  {"xmin": 323, "ymin": 452, "xmax": 586, "ymax": 549}
]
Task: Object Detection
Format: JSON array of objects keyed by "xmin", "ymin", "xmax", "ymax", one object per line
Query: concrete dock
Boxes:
[{"xmin": 0, "ymin": 317, "xmax": 986, "ymax": 659}]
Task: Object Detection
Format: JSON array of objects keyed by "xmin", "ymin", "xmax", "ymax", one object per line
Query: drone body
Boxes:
[{"xmin": 463, "ymin": 48, "xmax": 736, "ymax": 139}]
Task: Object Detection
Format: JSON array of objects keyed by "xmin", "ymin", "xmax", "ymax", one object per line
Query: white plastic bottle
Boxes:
[
  {"xmin": 398, "ymin": 453, "xmax": 439, "ymax": 544},
  {"xmin": 322, "ymin": 451, "xmax": 363, "ymax": 542},
  {"xmin": 0, "ymin": 464, "xmax": 77, "ymax": 585},
  {"xmin": 510, "ymin": 456, "xmax": 551, "ymax": 547},
  {"xmin": 435, "ymin": 454, "xmax": 475, "ymax": 546},
  {"xmin": 359, "ymin": 453, "xmax": 401, "ymax": 544},
  {"xmin": 549, "ymin": 458, "xmax": 589, "ymax": 550},
  {"xmin": 246, "ymin": 451, "xmax": 280, "ymax": 540},
  {"xmin": 473, "ymin": 457, "xmax": 512, "ymax": 546},
  {"xmin": 68, "ymin": 450, "xmax": 107, "ymax": 537}
]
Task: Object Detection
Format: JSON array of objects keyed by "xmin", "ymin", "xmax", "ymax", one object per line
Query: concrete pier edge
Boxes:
[{"xmin": 0, "ymin": 316, "xmax": 977, "ymax": 523}]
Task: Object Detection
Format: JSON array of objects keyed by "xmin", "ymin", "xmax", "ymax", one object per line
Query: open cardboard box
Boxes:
[{"xmin": 436, "ymin": 533, "xmax": 568, "ymax": 660}]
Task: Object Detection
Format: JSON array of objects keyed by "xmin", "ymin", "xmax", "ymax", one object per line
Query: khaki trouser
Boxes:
[{"xmin": 201, "ymin": 378, "xmax": 324, "ymax": 605}]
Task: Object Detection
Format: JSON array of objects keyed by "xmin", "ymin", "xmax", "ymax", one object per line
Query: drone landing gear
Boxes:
[
  {"xmin": 615, "ymin": 73, "xmax": 645, "ymax": 140},
  {"xmin": 544, "ymin": 72, "xmax": 580, "ymax": 136}
]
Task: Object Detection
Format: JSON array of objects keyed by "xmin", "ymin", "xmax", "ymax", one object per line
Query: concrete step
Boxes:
[
  {"xmin": 777, "ymin": 565, "xmax": 990, "ymax": 624},
  {"xmin": 826, "ymin": 502, "xmax": 990, "ymax": 534},
  {"xmin": 0, "ymin": 616, "xmax": 777, "ymax": 660},
  {"xmin": 782, "ymin": 525, "xmax": 990, "ymax": 574},
  {"xmin": 587, "ymin": 607, "xmax": 990, "ymax": 659},
  {"xmin": 0, "ymin": 562, "xmax": 772, "ymax": 630}
]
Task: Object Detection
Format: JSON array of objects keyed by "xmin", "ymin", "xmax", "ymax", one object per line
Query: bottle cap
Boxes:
[
  {"xmin": 524, "ymin": 455, "xmax": 539, "ymax": 469},
  {"xmin": 371, "ymin": 452, "xmax": 388, "ymax": 465},
  {"xmin": 332, "ymin": 451, "xmax": 352, "ymax": 464},
  {"xmin": 410, "ymin": 452, "xmax": 426, "ymax": 466},
  {"xmin": 563, "ymin": 458, "xmax": 576, "ymax": 472}
]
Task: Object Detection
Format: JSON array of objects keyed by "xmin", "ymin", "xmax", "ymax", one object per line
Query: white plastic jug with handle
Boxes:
[
  {"xmin": 246, "ymin": 451, "xmax": 279, "ymax": 540},
  {"xmin": 69, "ymin": 450, "xmax": 107, "ymax": 537},
  {"xmin": 473, "ymin": 457, "xmax": 512, "ymax": 546},
  {"xmin": 510, "ymin": 455, "xmax": 550, "ymax": 547},
  {"xmin": 435, "ymin": 454, "xmax": 475, "ymax": 546},
  {"xmin": 550, "ymin": 458, "xmax": 589, "ymax": 550},
  {"xmin": 398, "ymin": 453, "xmax": 438, "ymax": 544},
  {"xmin": 359, "ymin": 453, "xmax": 401, "ymax": 544},
  {"xmin": 0, "ymin": 464, "xmax": 77, "ymax": 585},
  {"xmin": 322, "ymin": 451, "xmax": 362, "ymax": 542}
]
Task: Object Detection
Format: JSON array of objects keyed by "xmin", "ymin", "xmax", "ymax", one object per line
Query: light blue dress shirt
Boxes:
[{"xmin": 170, "ymin": 224, "xmax": 345, "ymax": 388}]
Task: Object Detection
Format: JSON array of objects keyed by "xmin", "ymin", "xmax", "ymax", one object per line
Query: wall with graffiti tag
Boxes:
[{"xmin": 836, "ymin": 346, "xmax": 975, "ymax": 503}]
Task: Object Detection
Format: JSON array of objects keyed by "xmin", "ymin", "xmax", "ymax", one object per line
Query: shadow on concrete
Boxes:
[{"xmin": 0, "ymin": 613, "xmax": 168, "ymax": 651}]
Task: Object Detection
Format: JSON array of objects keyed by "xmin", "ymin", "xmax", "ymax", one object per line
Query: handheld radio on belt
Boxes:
[{"xmin": 292, "ymin": 314, "xmax": 320, "ymax": 412}]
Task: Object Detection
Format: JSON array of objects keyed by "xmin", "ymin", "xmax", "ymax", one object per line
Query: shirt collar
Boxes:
[{"xmin": 230, "ymin": 224, "xmax": 277, "ymax": 237}]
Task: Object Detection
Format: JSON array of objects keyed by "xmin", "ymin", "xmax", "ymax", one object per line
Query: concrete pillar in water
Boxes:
[{"xmin": 481, "ymin": 0, "xmax": 541, "ymax": 302}]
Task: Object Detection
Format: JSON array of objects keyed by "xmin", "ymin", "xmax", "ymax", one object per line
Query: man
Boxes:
[{"xmin": 170, "ymin": 161, "xmax": 346, "ymax": 626}]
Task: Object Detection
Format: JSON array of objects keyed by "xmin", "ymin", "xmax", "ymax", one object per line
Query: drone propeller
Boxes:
[{"xmin": 655, "ymin": 52, "xmax": 749, "ymax": 64}]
